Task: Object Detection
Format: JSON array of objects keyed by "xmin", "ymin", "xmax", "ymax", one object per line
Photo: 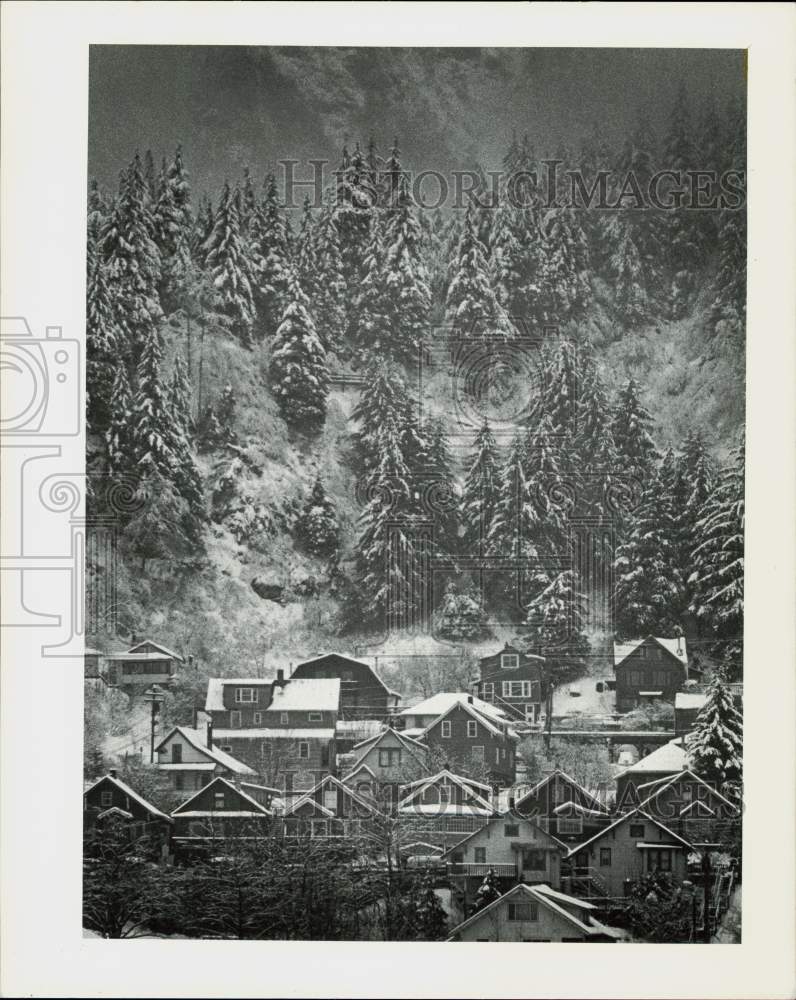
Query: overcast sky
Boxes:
[{"xmin": 88, "ymin": 46, "xmax": 746, "ymax": 199}]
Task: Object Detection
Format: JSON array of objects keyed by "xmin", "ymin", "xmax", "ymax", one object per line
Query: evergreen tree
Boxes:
[
  {"xmin": 165, "ymin": 144, "xmax": 192, "ymax": 228},
  {"xmin": 602, "ymin": 214, "xmax": 650, "ymax": 324},
  {"xmin": 240, "ymin": 166, "xmax": 258, "ymax": 234},
  {"xmin": 86, "ymin": 242, "xmax": 120, "ymax": 432},
  {"xmin": 169, "ymin": 350, "xmax": 194, "ymax": 433},
  {"xmin": 294, "ymin": 195, "xmax": 318, "ymax": 303},
  {"xmin": 131, "ymin": 326, "xmax": 176, "ymax": 476},
  {"xmin": 166, "ymin": 351, "xmax": 206, "ymax": 533},
  {"xmin": 202, "ymin": 181, "xmax": 257, "ymax": 348},
  {"xmin": 524, "ymin": 569, "xmax": 590, "ymax": 682},
  {"xmin": 269, "ymin": 271, "xmax": 329, "ymax": 431},
  {"xmin": 461, "ymin": 416, "xmax": 501, "ymax": 553},
  {"xmin": 125, "ymin": 463, "xmax": 194, "ymax": 569},
  {"xmin": 143, "ymin": 148, "xmax": 157, "ymax": 203},
  {"xmin": 100, "ymin": 153, "xmax": 163, "ymax": 357},
  {"xmin": 433, "ymin": 581, "xmax": 489, "ymax": 641},
  {"xmin": 537, "ymin": 205, "xmax": 591, "ymax": 324},
  {"xmin": 87, "ymin": 178, "xmax": 107, "ymax": 245},
  {"xmin": 686, "ymin": 669, "xmax": 743, "ymax": 786},
  {"xmin": 487, "ymin": 430, "xmax": 528, "ymax": 559},
  {"xmin": 295, "ymin": 475, "xmax": 340, "ymax": 559},
  {"xmin": 424, "ymin": 415, "xmax": 459, "ymax": 556},
  {"xmin": 335, "ymin": 142, "xmax": 377, "ymax": 337},
  {"xmin": 250, "ymin": 173, "xmax": 292, "ymax": 339},
  {"xmin": 153, "ymin": 157, "xmax": 192, "ymax": 313},
  {"xmin": 353, "ymin": 217, "xmax": 391, "ymax": 359},
  {"xmin": 611, "ymin": 378, "xmax": 658, "ymax": 482},
  {"xmin": 105, "ymin": 363, "xmax": 134, "ymax": 473},
  {"xmin": 471, "ymin": 869, "xmax": 501, "ymax": 913},
  {"xmin": 351, "ymin": 363, "xmax": 413, "ymax": 475},
  {"xmin": 411, "ymin": 872, "xmax": 448, "ymax": 941},
  {"xmin": 312, "ymin": 202, "xmax": 347, "ymax": 355},
  {"xmin": 575, "ymin": 348, "xmax": 619, "ymax": 517}
]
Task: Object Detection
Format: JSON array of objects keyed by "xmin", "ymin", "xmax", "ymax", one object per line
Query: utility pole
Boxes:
[{"xmin": 144, "ymin": 685, "xmax": 163, "ymax": 764}]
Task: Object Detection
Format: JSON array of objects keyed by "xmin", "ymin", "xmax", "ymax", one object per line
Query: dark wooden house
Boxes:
[
  {"xmin": 290, "ymin": 653, "xmax": 400, "ymax": 721},
  {"xmin": 422, "ymin": 698, "xmax": 518, "ymax": 786},
  {"xmin": 171, "ymin": 776, "xmax": 277, "ymax": 845},
  {"xmin": 472, "ymin": 642, "xmax": 546, "ymax": 725},
  {"xmin": 514, "ymin": 769, "xmax": 612, "ymax": 845},
  {"xmin": 104, "ymin": 639, "xmax": 183, "ymax": 688},
  {"xmin": 84, "ymin": 771, "xmax": 172, "ymax": 848},
  {"xmin": 283, "ymin": 774, "xmax": 381, "ymax": 839},
  {"xmin": 613, "ymin": 636, "xmax": 689, "ymax": 713}
]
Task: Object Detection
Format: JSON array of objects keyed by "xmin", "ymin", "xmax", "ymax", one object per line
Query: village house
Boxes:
[
  {"xmin": 104, "ymin": 639, "xmax": 184, "ymax": 688},
  {"xmin": 420, "ymin": 697, "xmax": 518, "ymax": 786},
  {"xmin": 471, "ymin": 642, "xmax": 546, "ymax": 725},
  {"xmin": 563, "ymin": 808, "xmax": 695, "ymax": 901},
  {"xmin": 615, "ymin": 738, "xmax": 689, "ymax": 807},
  {"xmin": 635, "ymin": 768, "xmax": 740, "ymax": 847},
  {"xmin": 171, "ymin": 775, "xmax": 278, "ymax": 847},
  {"xmin": 154, "ymin": 724, "xmax": 255, "ymax": 793},
  {"xmin": 341, "ymin": 727, "xmax": 430, "ymax": 806},
  {"xmin": 397, "ymin": 768, "xmax": 499, "ymax": 850},
  {"xmin": 289, "ymin": 653, "xmax": 401, "ymax": 721},
  {"xmin": 205, "ymin": 675, "xmax": 340, "ymax": 794},
  {"xmin": 397, "ymin": 691, "xmax": 510, "ymax": 735},
  {"xmin": 513, "ymin": 769, "xmax": 612, "ymax": 845},
  {"xmin": 447, "ymin": 883, "xmax": 623, "ymax": 942},
  {"xmin": 282, "ymin": 774, "xmax": 381, "ymax": 839},
  {"xmin": 84, "ymin": 770, "xmax": 172, "ymax": 847},
  {"xmin": 613, "ymin": 635, "xmax": 690, "ymax": 713}
]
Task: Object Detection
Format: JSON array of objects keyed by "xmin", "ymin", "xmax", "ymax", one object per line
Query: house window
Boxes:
[
  {"xmin": 253, "ymin": 712, "xmax": 262, "ymax": 725},
  {"xmin": 439, "ymin": 785, "xmax": 451, "ymax": 803},
  {"xmin": 221, "ymin": 745, "xmax": 232, "ymax": 753},
  {"xmin": 599, "ymin": 847, "xmax": 612, "ymax": 867},
  {"xmin": 508, "ymin": 902, "xmax": 538, "ymax": 921},
  {"xmin": 467, "ymin": 721, "xmax": 478, "ymax": 738},
  {"xmin": 378, "ymin": 748, "xmax": 401, "ymax": 768},
  {"xmin": 629, "ymin": 823, "xmax": 645, "ymax": 839},
  {"xmin": 235, "ymin": 687, "xmax": 258, "ymax": 703},
  {"xmin": 646, "ymin": 849, "xmax": 673, "ymax": 873},
  {"xmin": 230, "ymin": 711, "xmax": 242, "ymax": 728},
  {"xmin": 502, "ymin": 680, "xmax": 531, "ymax": 698},
  {"xmin": 474, "ymin": 847, "xmax": 487, "ymax": 863},
  {"xmin": 495, "ymin": 747, "xmax": 500, "ymax": 764},
  {"xmin": 522, "ymin": 849, "xmax": 547, "ymax": 871},
  {"xmin": 214, "ymin": 792, "xmax": 225, "ymax": 810},
  {"xmin": 171, "ymin": 743, "xmax": 182, "ymax": 764},
  {"xmin": 308, "ymin": 712, "xmax": 323, "ymax": 722},
  {"xmin": 501, "ymin": 654, "xmax": 520, "ymax": 670},
  {"xmin": 557, "ymin": 817, "xmax": 583, "ymax": 835},
  {"xmin": 482, "ymin": 682, "xmax": 494, "ymax": 701},
  {"xmin": 441, "ymin": 720, "xmax": 452, "ymax": 738},
  {"xmin": 504, "ymin": 824, "xmax": 520, "ymax": 837},
  {"xmin": 175, "ymin": 773, "xmax": 185, "ymax": 791},
  {"xmin": 471, "ymin": 745, "xmax": 485, "ymax": 761},
  {"xmin": 100, "ymin": 790, "xmax": 113, "ymax": 808},
  {"xmin": 280, "ymin": 712, "xmax": 289, "ymax": 725},
  {"xmin": 311, "ymin": 820, "xmax": 327, "ymax": 838},
  {"xmin": 637, "ymin": 647, "xmax": 647, "ymax": 659},
  {"xmin": 298, "ymin": 742, "xmax": 310, "ymax": 760}
]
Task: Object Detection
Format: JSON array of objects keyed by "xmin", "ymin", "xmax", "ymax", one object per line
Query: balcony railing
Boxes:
[{"xmin": 447, "ymin": 863, "xmax": 517, "ymax": 878}]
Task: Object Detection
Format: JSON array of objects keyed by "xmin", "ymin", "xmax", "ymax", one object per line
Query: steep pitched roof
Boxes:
[
  {"xmin": 421, "ymin": 698, "xmax": 515, "ymax": 740},
  {"xmin": 171, "ymin": 776, "xmax": 273, "ymax": 816},
  {"xmin": 441, "ymin": 815, "xmax": 566, "ymax": 858},
  {"xmin": 84, "ymin": 773, "xmax": 171, "ymax": 822},
  {"xmin": 566, "ymin": 807, "xmax": 695, "ymax": 858},
  {"xmin": 154, "ymin": 726, "xmax": 255, "ymax": 775},
  {"xmin": 293, "ymin": 653, "xmax": 397, "ymax": 698},
  {"xmin": 398, "ymin": 769, "xmax": 494, "ymax": 812},
  {"xmin": 351, "ymin": 726, "xmax": 428, "ymax": 754},
  {"xmin": 613, "ymin": 636, "xmax": 688, "ymax": 668},
  {"xmin": 616, "ymin": 739, "xmax": 688, "ymax": 778},
  {"xmin": 400, "ymin": 692, "xmax": 508, "ymax": 726},
  {"xmin": 341, "ymin": 762, "xmax": 378, "ymax": 785},
  {"xmin": 515, "ymin": 768, "xmax": 610, "ymax": 815},
  {"xmin": 283, "ymin": 774, "xmax": 379, "ymax": 818},
  {"xmin": 636, "ymin": 768, "xmax": 739, "ymax": 816},
  {"xmin": 127, "ymin": 639, "xmax": 183, "ymax": 661}
]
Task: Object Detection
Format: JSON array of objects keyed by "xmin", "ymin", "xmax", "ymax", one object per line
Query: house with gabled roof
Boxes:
[
  {"xmin": 615, "ymin": 738, "xmax": 689, "ymax": 806},
  {"xmin": 513, "ymin": 768, "xmax": 612, "ymax": 845},
  {"xmin": 471, "ymin": 641, "xmax": 547, "ymax": 726},
  {"xmin": 341, "ymin": 727, "xmax": 430, "ymax": 805},
  {"xmin": 563, "ymin": 807, "xmax": 695, "ymax": 900},
  {"xmin": 613, "ymin": 635, "xmax": 691, "ymax": 712},
  {"xmin": 104, "ymin": 638, "xmax": 183, "ymax": 688},
  {"xmin": 419, "ymin": 697, "xmax": 518, "ymax": 786},
  {"xmin": 447, "ymin": 883, "xmax": 624, "ymax": 942},
  {"xmin": 397, "ymin": 768, "xmax": 499, "ymax": 850},
  {"xmin": 84, "ymin": 770, "xmax": 172, "ymax": 847},
  {"xmin": 171, "ymin": 775, "xmax": 278, "ymax": 845},
  {"xmin": 283, "ymin": 774, "xmax": 381, "ymax": 839},
  {"xmin": 398, "ymin": 691, "xmax": 509, "ymax": 733},
  {"xmin": 155, "ymin": 724, "xmax": 255, "ymax": 793},
  {"xmin": 634, "ymin": 768, "xmax": 740, "ymax": 847},
  {"xmin": 290, "ymin": 652, "xmax": 401, "ymax": 721}
]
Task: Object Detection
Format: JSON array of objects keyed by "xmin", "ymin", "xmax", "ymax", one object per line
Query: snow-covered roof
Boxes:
[
  {"xmin": 399, "ymin": 692, "xmax": 508, "ymax": 725},
  {"xmin": 613, "ymin": 636, "xmax": 688, "ymax": 668},
  {"xmin": 267, "ymin": 678, "xmax": 341, "ymax": 712},
  {"xmin": 172, "ymin": 776, "xmax": 272, "ymax": 816},
  {"xmin": 84, "ymin": 773, "xmax": 172, "ymax": 822},
  {"xmin": 617, "ymin": 739, "xmax": 688, "ymax": 777},
  {"xmin": 351, "ymin": 726, "xmax": 427, "ymax": 754},
  {"xmin": 566, "ymin": 807, "xmax": 694, "ymax": 858},
  {"xmin": 205, "ymin": 677, "xmax": 271, "ymax": 712},
  {"xmin": 293, "ymin": 653, "xmax": 398, "ymax": 699},
  {"xmin": 398, "ymin": 802, "xmax": 495, "ymax": 817},
  {"xmin": 283, "ymin": 774, "xmax": 379, "ymax": 818},
  {"xmin": 398, "ymin": 769, "xmax": 494, "ymax": 812},
  {"xmin": 400, "ymin": 768, "xmax": 491, "ymax": 793},
  {"xmin": 335, "ymin": 720, "xmax": 385, "ymax": 737},
  {"xmin": 675, "ymin": 692, "xmax": 707, "ymax": 710},
  {"xmin": 441, "ymin": 816, "xmax": 566, "ymax": 858},
  {"xmin": 212, "ymin": 728, "xmax": 336, "ymax": 740},
  {"xmin": 127, "ymin": 639, "xmax": 184, "ymax": 661},
  {"xmin": 515, "ymin": 768, "xmax": 609, "ymax": 814},
  {"xmin": 636, "ymin": 769, "xmax": 739, "ymax": 816},
  {"xmin": 155, "ymin": 726, "xmax": 255, "ymax": 775}
]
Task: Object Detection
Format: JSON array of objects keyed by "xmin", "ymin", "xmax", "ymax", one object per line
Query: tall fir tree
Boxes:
[
  {"xmin": 269, "ymin": 271, "xmax": 329, "ymax": 431},
  {"xmin": 294, "ymin": 195, "xmax": 318, "ymax": 305},
  {"xmin": 335, "ymin": 142, "xmax": 378, "ymax": 339},
  {"xmin": 249, "ymin": 173, "xmax": 292, "ymax": 339},
  {"xmin": 86, "ymin": 240, "xmax": 120, "ymax": 433},
  {"xmin": 611, "ymin": 377, "xmax": 659, "ymax": 482},
  {"xmin": 295, "ymin": 475, "xmax": 340, "ymax": 560},
  {"xmin": 202, "ymin": 181, "xmax": 257, "ymax": 348},
  {"xmin": 353, "ymin": 217, "xmax": 391, "ymax": 360},
  {"xmin": 131, "ymin": 325, "xmax": 176, "ymax": 477},
  {"xmin": 312, "ymin": 201, "xmax": 347, "ymax": 355},
  {"xmin": 461, "ymin": 416, "xmax": 501, "ymax": 553},
  {"xmin": 166, "ymin": 352, "xmax": 205, "ymax": 534},
  {"xmin": 524, "ymin": 569, "xmax": 590, "ymax": 682},
  {"xmin": 105, "ymin": 363, "xmax": 134, "ymax": 474},
  {"xmin": 424, "ymin": 415, "xmax": 459, "ymax": 557},
  {"xmin": 153, "ymin": 156, "xmax": 192, "ymax": 313},
  {"xmin": 686, "ymin": 668, "xmax": 743, "ymax": 787}
]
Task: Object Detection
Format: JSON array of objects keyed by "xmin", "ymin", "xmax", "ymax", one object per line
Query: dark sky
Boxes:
[{"xmin": 88, "ymin": 46, "xmax": 746, "ymax": 200}]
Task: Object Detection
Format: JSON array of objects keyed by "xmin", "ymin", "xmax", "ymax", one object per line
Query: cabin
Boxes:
[
  {"xmin": 290, "ymin": 653, "xmax": 401, "ymax": 721},
  {"xmin": 171, "ymin": 776, "xmax": 277, "ymax": 845},
  {"xmin": 447, "ymin": 883, "xmax": 623, "ymax": 942},
  {"xmin": 397, "ymin": 692, "xmax": 509, "ymax": 735},
  {"xmin": 563, "ymin": 808, "xmax": 694, "ymax": 901},
  {"xmin": 615, "ymin": 738, "xmax": 688, "ymax": 807},
  {"xmin": 154, "ymin": 724, "xmax": 255, "ymax": 793},
  {"xmin": 397, "ymin": 769, "xmax": 498, "ymax": 850},
  {"xmin": 514, "ymin": 769, "xmax": 612, "ymax": 845},
  {"xmin": 283, "ymin": 774, "xmax": 381, "ymax": 839},
  {"xmin": 104, "ymin": 639, "xmax": 183, "ymax": 688},
  {"xmin": 443, "ymin": 815, "xmax": 566, "ymax": 899},
  {"xmin": 206, "ymin": 676, "xmax": 340, "ymax": 794},
  {"xmin": 613, "ymin": 636, "xmax": 689, "ymax": 713},
  {"xmin": 635, "ymin": 768, "xmax": 740, "ymax": 847},
  {"xmin": 341, "ymin": 727, "xmax": 429, "ymax": 807},
  {"xmin": 420, "ymin": 698, "xmax": 518, "ymax": 786},
  {"xmin": 84, "ymin": 771, "xmax": 172, "ymax": 849},
  {"xmin": 472, "ymin": 642, "xmax": 546, "ymax": 725}
]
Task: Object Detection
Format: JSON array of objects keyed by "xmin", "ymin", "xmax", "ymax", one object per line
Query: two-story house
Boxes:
[
  {"xmin": 283, "ymin": 774, "xmax": 381, "ymax": 839},
  {"xmin": 398, "ymin": 692, "xmax": 509, "ymax": 735},
  {"xmin": 472, "ymin": 642, "xmax": 546, "ymax": 725},
  {"xmin": 342, "ymin": 727, "xmax": 430, "ymax": 806},
  {"xmin": 613, "ymin": 636, "xmax": 689, "ymax": 713},
  {"xmin": 420, "ymin": 697, "xmax": 518, "ymax": 786},
  {"xmin": 397, "ymin": 768, "xmax": 499, "ymax": 850},
  {"xmin": 104, "ymin": 639, "xmax": 183, "ymax": 688},
  {"xmin": 635, "ymin": 768, "xmax": 740, "ymax": 848},
  {"xmin": 615, "ymin": 738, "xmax": 689, "ymax": 808},
  {"xmin": 170, "ymin": 776, "xmax": 278, "ymax": 847},
  {"xmin": 205, "ymin": 674, "xmax": 340, "ymax": 795},
  {"xmin": 514, "ymin": 769, "xmax": 612, "ymax": 845},
  {"xmin": 290, "ymin": 653, "xmax": 401, "ymax": 721},
  {"xmin": 84, "ymin": 770, "xmax": 172, "ymax": 849},
  {"xmin": 154, "ymin": 724, "xmax": 255, "ymax": 793}
]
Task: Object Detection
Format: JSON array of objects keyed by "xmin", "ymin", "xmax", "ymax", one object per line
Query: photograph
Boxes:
[{"xmin": 80, "ymin": 43, "xmax": 748, "ymax": 945}]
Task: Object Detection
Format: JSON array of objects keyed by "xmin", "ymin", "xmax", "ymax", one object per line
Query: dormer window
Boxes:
[
  {"xmin": 501, "ymin": 653, "xmax": 519, "ymax": 670},
  {"xmin": 235, "ymin": 688, "xmax": 258, "ymax": 703}
]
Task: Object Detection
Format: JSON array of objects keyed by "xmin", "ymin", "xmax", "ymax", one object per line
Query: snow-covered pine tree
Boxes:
[
  {"xmin": 537, "ymin": 205, "xmax": 591, "ymax": 325},
  {"xmin": 166, "ymin": 145, "xmax": 192, "ymax": 227},
  {"xmin": 166, "ymin": 352, "xmax": 206, "ymax": 534},
  {"xmin": 268, "ymin": 270, "xmax": 329, "ymax": 431},
  {"xmin": 461, "ymin": 416, "xmax": 501, "ymax": 553},
  {"xmin": 613, "ymin": 467, "xmax": 684, "ymax": 638},
  {"xmin": 240, "ymin": 166, "xmax": 258, "ymax": 234},
  {"xmin": 153, "ymin": 157, "xmax": 192, "ymax": 314},
  {"xmin": 487, "ymin": 429, "xmax": 529, "ymax": 564},
  {"xmin": 352, "ymin": 217, "xmax": 391, "ymax": 360},
  {"xmin": 249, "ymin": 173, "xmax": 292, "ymax": 340},
  {"xmin": 335, "ymin": 142, "xmax": 377, "ymax": 339},
  {"xmin": 105, "ymin": 363, "xmax": 134, "ymax": 474},
  {"xmin": 294, "ymin": 195, "xmax": 318, "ymax": 305},
  {"xmin": 295, "ymin": 475, "xmax": 340, "ymax": 559},
  {"xmin": 524, "ymin": 411, "xmax": 571, "ymax": 559},
  {"xmin": 688, "ymin": 435, "xmax": 744, "ymax": 657},
  {"xmin": 87, "ymin": 178, "xmax": 107, "ymax": 245},
  {"xmin": 489, "ymin": 194, "xmax": 541, "ymax": 320},
  {"xmin": 471, "ymin": 869, "xmax": 501, "ymax": 913},
  {"xmin": 131, "ymin": 325, "xmax": 177, "ymax": 477},
  {"xmin": 351, "ymin": 361, "xmax": 413, "ymax": 476},
  {"xmin": 312, "ymin": 200, "xmax": 347, "ymax": 356},
  {"xmin": 433, "ymin": 581, "xmax": 489, "ymax": 641},
  {"xmin": 382, "ymin": 138, "xmax": 404, "ymax": 210},
  {"xmin": 611, "ymin": 377, "xmax": 659, "ymax": 482},
  {"xmin": 381, "ymin": 175, "xmax": 432, "ymax": 367},
  {"xmin": 169, "ymin": 350, "xmax": 194, "ymax": 433},
  {"xmin": 524, "ymin": 569, "xmax": 590, "ymax": 682},
  {"xmin": 686, "ymin": 668, "xmax": 743, "ymax": 786},
  {"xmin": 602, "ymin": 214, "xmax": 650, "ymax": 324},
  {"xmin": 202, "ymin": 180, "xmax": 257, "ymax": 348},
  {"xmin": 424, "ymin": 415, "xmax": 459, "ymax": 557},
  {"xmin": 86, "ymin": 240, "xmax": 120, "ymax": 433},
  {"xmin": 100, "ymin": 152, "xmax": 163, "ymax": 357},
  {"xmin": 143, "ymin": 148, "xmax": 157, "ymax": 203},
  {"xmin": 575, "ymin": 346, "xmax": 619, "ymax": 517}
]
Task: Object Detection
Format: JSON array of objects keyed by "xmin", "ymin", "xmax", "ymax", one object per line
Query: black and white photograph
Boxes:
[{"xmin": 1, "ymin": 4, "xmax": 795, "ymax": 998}]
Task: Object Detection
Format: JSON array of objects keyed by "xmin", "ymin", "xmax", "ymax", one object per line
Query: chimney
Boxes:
[
  {"xmin": 206, "ymin": 719, "xmax": 213, "ymax": 749},
  {"xmin": 192, "ymin": 705, "xmax": 198, "ymax": 729},
  {"xmin": 109, "ymin": 768, "xmax": 117, "ymax": 779},
  {"xmin": 274, "ymin": 668, "xmax": 286, "ymax": 688},
  {"xmin": 467, "ymin": 695, "xmax": 474, "ymax": 704}
]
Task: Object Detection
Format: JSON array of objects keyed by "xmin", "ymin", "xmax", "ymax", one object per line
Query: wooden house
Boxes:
[
  {"xmin": 563, "ymin": 808, "xmax": 694, "ymax": 901},
  {"xmin": 341, "ymin": 727, "xmax": 430, "ymax": 807},
  {"xmin": 84, "ymin": 771, "xmax": 172, "ymax": 847},
  {"xmin": 397, "ymin": 769, "xmax": 499, "ymax": 850},
  {"xmin": 290, "ymin": 653, "xmax": 401, "ymax": 721},
  {"xmin": 154, "ymin": 724, "xmax": 255, "ymax": 793},
  {"xmin": 613, "ymin": 636, "xmax": 689, "ymax": 713},
  {"xmin": 513, "ymin": 769, "xmax": 612, "ymax": 845},
  {"xmin": 104, "ymin": 639, "xmax": 183, "ymax": 688},
  {"xmin": 171, "ymin": 776, "xmax": 278, "ymax": 844},
  {"xmin": 283, "ymin": 774, "xmax": 381, "ymax": 839},
  {"xmin": 615, "ymin": 739, "xmax": 688, "ymax": 808},
  {"xmin": 472, "ymin": 642, "xmax": 546, "ymax": 725},
  {"xmin": 447, "ymin": 883, "xmax": 623, "ymax": 942},
  {"xmin": 397, "ymin": 691, "xmax": 509, "ymax": 734},
  {"xmin": 420, "ymin": 698, "xmax": 518, "ymax": 786},
  {"xmin": 635, "ymin": 768, "xmax": 740, "ymax": 847}
]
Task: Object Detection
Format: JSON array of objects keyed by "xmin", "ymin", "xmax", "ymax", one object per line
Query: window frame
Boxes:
[
  {"xmin": 253, "ymin": 712, "xmax": 263, "ymax": 725},
  {"xmin": 100, "ymin": 790, "xmax": 113, "ymax": 808},
  {"xmin": 599, "ymin": 847, "xmax": 612, "ymax": 867},
  {"xmin": 467, "ymin": 720, "xmax": 478, "ymax": 738},
  {"xmin": 441, "ymin": 720, "xmax": 452, "ymax": 739},
  {"xmin": 501, "ymin": 653, "xmax": 520, "ymax": 670},
  {"xmin": 504, "ymin": 823, "xmax": 520, "ymax": 838},
  {"xmin": 508, "ymin": 902, "xmax": 538, "ymax": 922},
  {"xmin": 235, "ymin": 687, "xmax": 258, "ymax": 704},
  {"xmin": 298, "ymin": 741, "xmax": 310, "ymax": 760},
  {"xmin": 308, "ymin": 711, "xmax": 323, "ymax": 722},
  {"xmin": 474, "ymin": 847, "xmax": 487, "ymax": 864},
  {"xmin": 629, "ymin": 822, "xmax": 646, "ymax": 839},
  {"xmin": 471, "ymin": 745, "xmax": 485, "ymax": 761},
  {"xmin": 230, "ymin": 710, "xmax": 242, "ymax": 728}
]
